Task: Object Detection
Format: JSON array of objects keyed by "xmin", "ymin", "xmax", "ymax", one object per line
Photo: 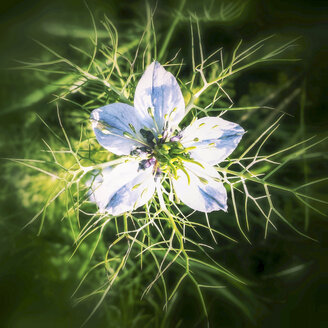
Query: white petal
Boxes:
[
  {"xmin": 180, "ymin": 117, "xmax": 245, "ymax": 165},
  {"xmin": 172, "ymin": 162, "xmax": 227, "ymax": 213},
  {"xmin": 86, "ymin": 169, "xmax": 105, "ymax": 204},
  {"xmin": 90, "ymin": 103, "xmax": 149, "ymax": 155},
  {"xmin": 90, "ymin": 161, "xmax": 155, "ymax": 216},
  {"xmin": 134, "ymin": 61, "xmax": 185, "ymax": 134}
]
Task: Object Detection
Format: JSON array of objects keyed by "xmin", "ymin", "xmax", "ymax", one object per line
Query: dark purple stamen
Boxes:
[
  {"xmin": 130, "ymin": 146, "xmax": 151, "ymax": 157},
  {"xmin": 155, "ymin": 166, "xmax": 162, "ymax": 179},
  {"xmin": 148, "ymin": 157, "xmax": 157, "ymax": 165},
  {"xmin": 138, "ymin": 157, "xmax": 157, "ymax": 171},
  {"xmin": 159, "ymin": 130, "xmax": 169, "ymax": 143},
  {"xmin": 170, "ymin": 134, "xmax": 182, "ymax": 142}
]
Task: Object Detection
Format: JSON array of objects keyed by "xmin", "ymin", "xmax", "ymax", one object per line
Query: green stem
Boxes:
[
  {"xmin": 158, "ymin": 0, "xmax": 186, "ymax": 61},
  {"xmin": 156, "ymin": 183, "xmax": 189, "ymax": 272},
  {"xmin": 123, "ymin": 213, "xmax": 128, "ymax": 233},
  {"xmin": 219, "ymin": 167, "xmax": 294, "ymax": 193}
]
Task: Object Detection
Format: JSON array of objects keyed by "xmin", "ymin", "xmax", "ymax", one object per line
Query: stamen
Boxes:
[
  {"xmin": 132, "ymin": 183, "xmax": 141, "ymax": 190},
  {"xmin": 130, "ymin": 146, "xmax": 151, "ymax": 157},
  {"xmin": 147, "ymin": 107, "xmax": 160, "ymax": 132},
  {"xmin": 94, "ymin": 120, "xmax": 113, "ymax": 134},
  {"xmin": 184, "ymin": 146, "xmax": 197, "ymax": 151},
  {"xmin": 178, "ymin": 156, "xmax": 204, "ymax": 168},
  {"xmin": 168, "ymin": 162, "xmax": 178, "ymax": 178},
  {"xmin": 147, "ymin": 107, "xmax": 154, "ymax": 117},
  {"xmin": 198, "ymin": 177, "xmax": 208, "ymax": 185},
  {"xmin": 101, "ymin": 128, "xmax": 111, "ymax": 135},
  {"xmin": 140, "ymin": 187, "xmax": 149, "ymax": 198},
  {"xmin": 177, "ymin": 165, "xmax": 191, "ymax": 185},
  {"xmin": 138, "ymin": 159, "xmax": 155, "ymax": 170},
  {"xmin": 128, "ymin": 123, "xmax": 136, "ymax": 133},
  {"xmin": 123, "ymin": 131, "xmax": 134, "ymax": 138},
  {"xmin": 150, "ymin": 131, "xmax": 203, "ymax": 181}
]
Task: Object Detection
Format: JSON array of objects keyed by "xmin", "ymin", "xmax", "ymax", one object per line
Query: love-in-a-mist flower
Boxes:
[{"xmin": 90, "ymin": 62, "xmax": 245, "ymax": 216}]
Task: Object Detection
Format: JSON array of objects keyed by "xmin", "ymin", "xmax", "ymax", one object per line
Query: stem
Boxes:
[
  {"xmin": 123, "ymin": 213, "xmax": 128, "ymax": 233},
  {"xmin": 158, "ymin": 0, "xmax": 186, "ymax": 61},
  {"xmin": 156, "ymin": 182, "xmax": 189, "ymax": 272},
  {"xmin": 219, "ymin": 167, "xmax": 294, "ymax": 193}
]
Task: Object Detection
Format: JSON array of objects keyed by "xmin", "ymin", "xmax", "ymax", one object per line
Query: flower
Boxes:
[{"xmin": 90, "ymin": 61, "xmax": 245, "ymax": 216}]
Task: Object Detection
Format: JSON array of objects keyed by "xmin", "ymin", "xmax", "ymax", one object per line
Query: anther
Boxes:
[
  {"xmin": 123, "ymin": 131, "xmax": 133, "ymax": 138},
  {"xmin": 132, "ymin": 183, "xmax": 141, "ymax": 190},
  {"xmin": 170, "ymin": 134, "xmax": 182, "ymax": 142},
  {"xmin": 198, "ymin": 177, "xmax": 209, "ymax": 185},
  {"xmin": 147, "ymin": 107, "xmax": 154, "ymax": 117},
  {"xmin": 128, "ymin": 123, "xmax": 136, "ymax": 133}
]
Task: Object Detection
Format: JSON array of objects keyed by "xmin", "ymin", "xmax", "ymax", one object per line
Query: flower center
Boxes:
[
  {"xmin": 133, "ymin": 128, "xmax": 199, "ymax": 180},
  {"xmin": 153, "ymin": 140, "xmax": 194, "ymax": 178}
]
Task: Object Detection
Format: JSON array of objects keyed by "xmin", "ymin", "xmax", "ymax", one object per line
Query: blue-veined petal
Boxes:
[
  {"xmin": 89, "ymin": 161, "xmax": 155, "ymax": 216},
  {"xmin": 172, "ymin": 161, "xmax": 227, "ymax": 213},
  {"xmin": 90, "ymin": 103, "xmax": 149, "ymax": 155},
  {"xmin": 134, "ymin": 61, "xmax": 185, "ymax": 134},
  {"xmin": 180, "ymin": 117, "xmax": 245, "ymax": 165}
]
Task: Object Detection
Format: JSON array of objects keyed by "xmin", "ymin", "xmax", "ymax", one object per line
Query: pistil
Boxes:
[{"xmin": 134, "ymin": 127, "xmax": 202, "ymax": 183}]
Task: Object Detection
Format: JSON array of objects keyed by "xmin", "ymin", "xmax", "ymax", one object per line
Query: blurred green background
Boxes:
[{"xmin": 0, "ymin": 0, "xmax": 327, "ymax": 327}]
